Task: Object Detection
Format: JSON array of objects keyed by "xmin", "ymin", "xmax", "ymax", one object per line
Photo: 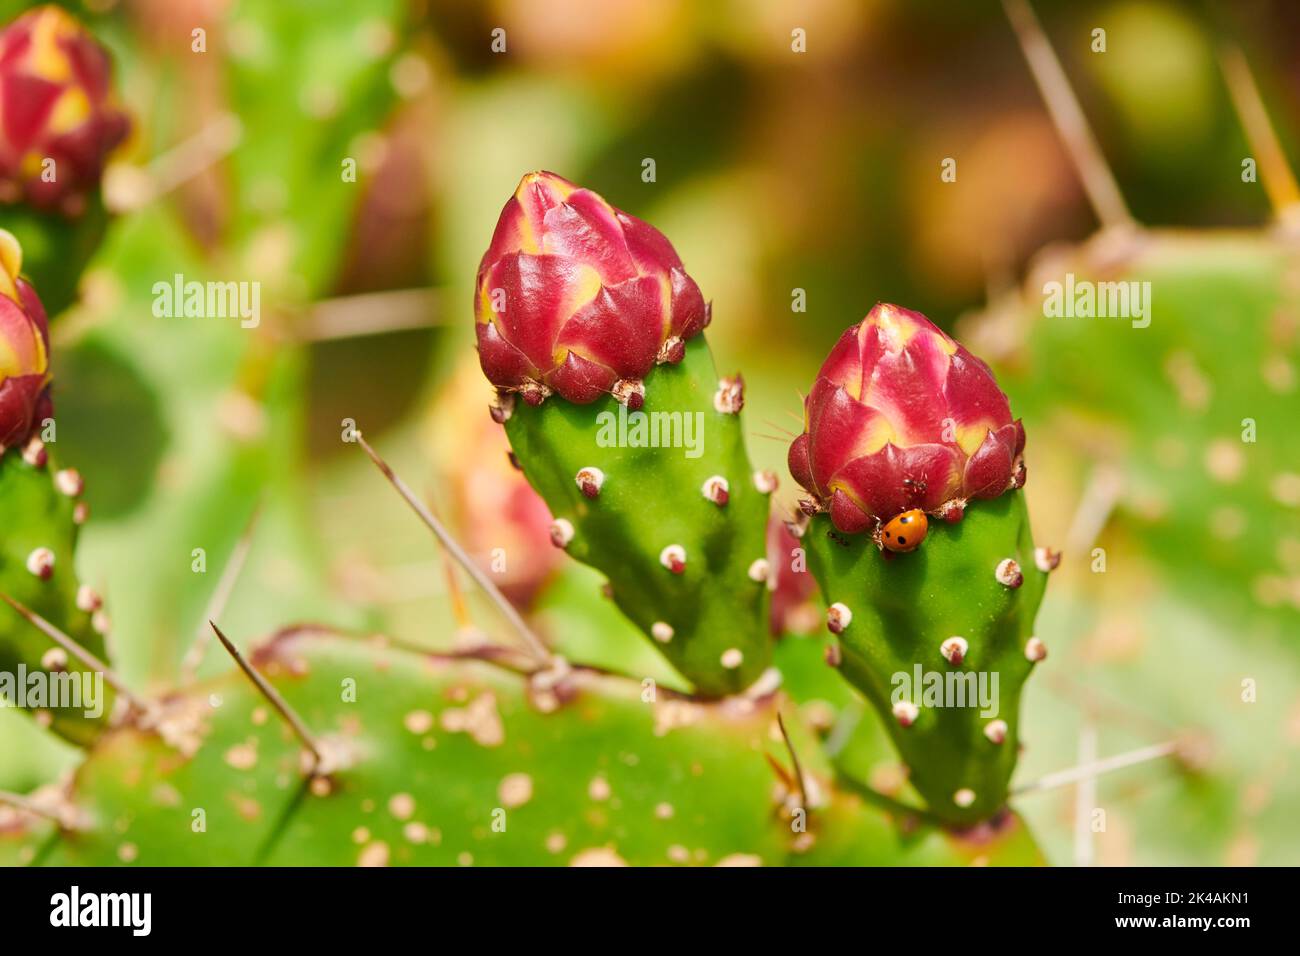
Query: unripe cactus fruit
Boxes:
[
  {"xmin": 475, "ymin": 173, "xmax": 772, "ymax": 696},
  {"xmin": 790, "ymin": 304, "xmax": 1048, "ymax": 825}
]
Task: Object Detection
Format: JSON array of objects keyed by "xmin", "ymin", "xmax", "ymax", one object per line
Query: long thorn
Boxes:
[
  {"xmin": 1073, "ymin": 719, "xmax": 1098, "ymax": 867},
  {"xmin": 0, "ymin": 594, "xmax": 148, "ymax": 714},
  {"xmin": 424, "ymin": 481, "xmax": 471, "ymax": 629},
  {"xmin": 1219, "ymin": 43, "xmax": 1300, "ymax": 227},
  {"xmin": 208, "ymin": 621, "xmax": 324, "ymax": 771},
  {"xmin": 1065, "ymin": 464, "xmax": 1124, "ymax": 557},
  {"xmin": 1013, "ymin": 740, "xmax": 1178, "ymax": 796},
  {"xmin": 296, "ymin": 288, "xmax": 442, "ymax": 342},
  {"xmin": 103, "ymin": 113, "xmax": 242, "ymax": 213},
  {"xmin": 355, "ymin": 432, "xmax": 552, "ymax": 666},
  {"xmin": 776, "ymin": 711, "xmax": 808, "ymax": 813},
  {"xmin": 1002, "ymin": 0, "xmax": 1135, "ymax": 231},
  {"xmin": 0, "ymin": 789, "xmax": 62, "ymax": 824},
  {"xmin": 180, "ymin": 501, "xmax": 262, "ymax": 683}
]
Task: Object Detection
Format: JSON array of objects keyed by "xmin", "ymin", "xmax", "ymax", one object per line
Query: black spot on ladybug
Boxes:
[{"xmin": 897, "ymin": 536, "xmax": 907, "ymax": 545}]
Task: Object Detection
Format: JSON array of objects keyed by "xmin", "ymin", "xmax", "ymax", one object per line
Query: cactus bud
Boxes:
[
  {"xmin": 788, "ymin": 303, "xmax": 1025, "ymax": 532},
  {"xmin": 474, "ymin": 171, "xmax": 707, "ymax": 405},
  {"xmin": 0, "ymin": 7, "xmax": 129, "ymax": 215}
]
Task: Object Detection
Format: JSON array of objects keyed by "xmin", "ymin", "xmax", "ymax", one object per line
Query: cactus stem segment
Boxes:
[
  {"xmin": 995, "ymin": 558, "xmax": 1024, "ymax": 588},
  {"xmin": 549, "ymin": 518, "xmax": 574, "ymax": 548},
  {"xmin": 701, "ymin": 475, "xmax": 730, "ymax": 506},
  {"xmin": 893, "ymin": 700, "xmax": 920, "ymax": 727},
  {"xmin": 651, "ymin": 621, "xmax": 674, "ymax": 643},
  {"xmin": 25, "ymin": 547, "xmax": 54, "ymax": 579},
  {"xmin": 940, "ymin": 636, "xmax": 969, "ymax": 666},
  {"xmin": 826, "ymin": 602, "xmax": 852, "ymax": 634},
  {"xmin": 1024, "ymin": 637, "xmax": 1047, "ymax": 662},
  {"xmin": 575, "ymin": 466, "xmax": 605, "ymax": 499},
  {"xmin": 1034, "ymin": 546, "xmax": 1061, "ymax": 572},
  {"xmin": 659, "ymin": 544, "xmax": 687, "ymax": 574}
]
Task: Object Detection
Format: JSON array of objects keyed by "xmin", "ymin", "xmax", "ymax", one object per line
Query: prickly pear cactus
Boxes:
[
  {"xmin": 788, "ymin": 303, "xmax": 1048, "ymax": 825},
  {"xmin": 475, "ymin": 172, "xmax": 773, "ymax": 696},
  {"xmin": 0, "ymin": 228, "xmax": 109, "ymax": 746},
  {"xmin": 5, "ymin": 626, "xmax": 1038, "ymax": 867}
]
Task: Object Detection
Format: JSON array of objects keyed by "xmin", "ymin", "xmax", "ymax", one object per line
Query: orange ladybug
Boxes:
[{"xmin": 881, "ymin": 509, "xmax": 928, "ymax": 552}]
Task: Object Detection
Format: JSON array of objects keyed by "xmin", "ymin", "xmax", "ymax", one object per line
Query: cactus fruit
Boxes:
[
  {"xmin": 0, "ymin": 5, "xmax": 128, "ymax": 315},
  {"xmin": 476, "ymin": 173, "xmax": 773, "ymax": 696},
  {"xmin": 790, "ymin": 303, "xmax": 1047, "ymax": 825}
]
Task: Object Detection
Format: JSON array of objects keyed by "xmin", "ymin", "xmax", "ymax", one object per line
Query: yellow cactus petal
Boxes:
[
  {"xmin": 0, "ymin": 230, "xmax": 21, "ymax": 306},
  {"xmin": 47, "ymin": 86, "xmax": 92, "ymax": 135},
  {"xmin": 28, "ymin": 7, "xmax": 76, "ymax": 84}
]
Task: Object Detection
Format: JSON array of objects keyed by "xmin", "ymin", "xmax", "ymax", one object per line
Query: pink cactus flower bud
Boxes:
[
  {"xmin": 0, "ymin": 229, "xmax": 51, "ymax": 448},
  {"xmin": 0, "ymin": 6, "xmax": 130, "ymax": 216},
  {"xmin": 788, "ymin": 303, "xmax": 1025, "ymax": 533},
  {"xmin": 474, "ymin": 171, "xmax": 708, "ymax": 405}
]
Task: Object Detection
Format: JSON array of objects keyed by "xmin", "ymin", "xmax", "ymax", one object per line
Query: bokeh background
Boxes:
[{"xmin": 2, "ymin": 0, "xmax": 1298, "ymax": 865}]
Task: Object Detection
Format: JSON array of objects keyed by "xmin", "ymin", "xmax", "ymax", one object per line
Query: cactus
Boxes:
[
  {"xmin": 4, "ymin": 624, "xmax": 1036, "ymax": 867},
  {"xmin": 0, "ymin": 5, "xmax": 128, "ymax": 316},
  {"xmin": 476, "ymin": 172, "xmax": 773, "ymax": 697},
  {"xmin": 0, "ymin": 228, "xmax": 109, "ymax": 746},
  {"xmin": 788, "ymin": 304, "xmax": 1048, "ymax": 825}
]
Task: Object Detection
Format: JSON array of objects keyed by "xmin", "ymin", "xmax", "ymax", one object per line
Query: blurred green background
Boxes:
[{"xmin": 2, "ymin": 0, "xmax": 1298, "ymax": 865}]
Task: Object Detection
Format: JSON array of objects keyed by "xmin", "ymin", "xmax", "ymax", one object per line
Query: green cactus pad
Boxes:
[
  {"xmin": 35, "ymin": 628, "xmax": 791, "ymax": 865},
  {"xmin": 502, "ymin": 336, "xmax": 773, "ymax": 697},
  {"xmin": 803, "ymin": 492, "xmax": 1047, "ymax": 825},
  {"xmin": 0, "ymin": 448, "xmax": 114, "ymax": 747}
]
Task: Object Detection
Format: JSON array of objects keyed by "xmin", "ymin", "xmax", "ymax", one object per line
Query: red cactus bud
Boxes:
[
  {"xmin": 474, "ymin": 171, "xmax": 707, "ymax": 404},
  {"xmin": 0, "ymin": 6, "xmax": 130, "ymax": 216},
  {"xmin": 0, "ymin": 229, "xmax": 51, "ymax": 448},
  {"xmin": 788, "ymin": 303, "xmax": 1025, "ymax": 532}
]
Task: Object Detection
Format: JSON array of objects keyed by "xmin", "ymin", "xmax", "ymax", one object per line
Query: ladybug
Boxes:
[{"xmin": 880, "ymin": 509, "xmax": 928, "ymax": 552}]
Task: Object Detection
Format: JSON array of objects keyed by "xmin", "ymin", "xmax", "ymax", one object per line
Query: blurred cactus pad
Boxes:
[{"xmin": 2, "ymin": 0, "xmax": 1300, "ymax": 871}]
